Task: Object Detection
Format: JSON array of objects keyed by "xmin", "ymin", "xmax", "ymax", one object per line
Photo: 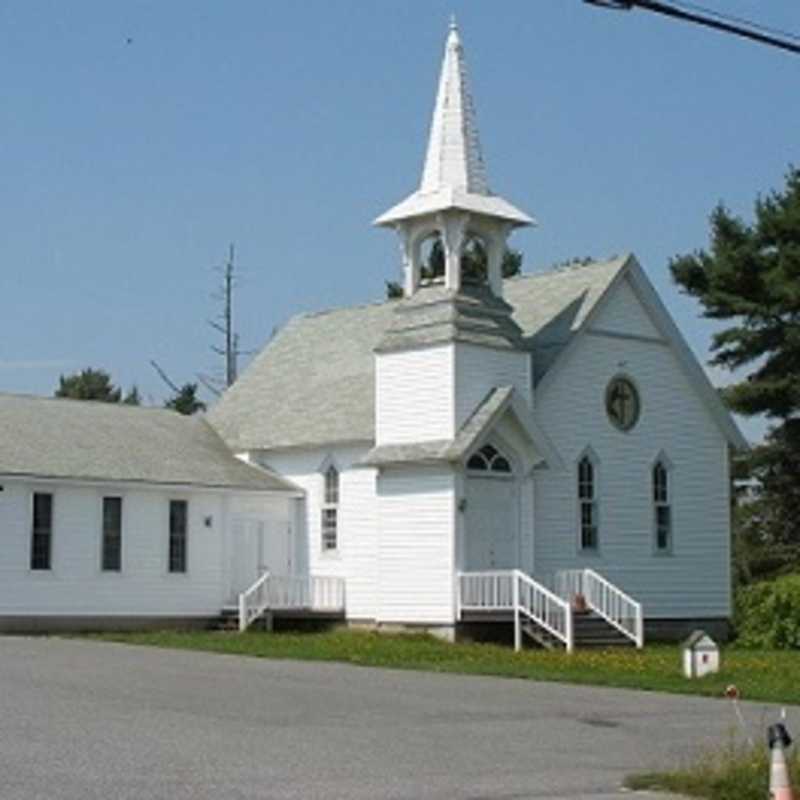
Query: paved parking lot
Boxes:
[{"xmin": 0, "ymin": 636, "xmax": 781, "ymax": 799}]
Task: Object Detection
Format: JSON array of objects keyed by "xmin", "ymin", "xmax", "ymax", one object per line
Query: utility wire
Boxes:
[
  {"xmin": 585, "ymin": 0, "xmax": 800, "ymax": 55},
  {"xmin": 670, "ymin": 0, "xmax": 800, "ymax": 44}
]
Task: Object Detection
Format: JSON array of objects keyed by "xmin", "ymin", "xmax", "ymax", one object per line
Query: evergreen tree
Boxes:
[
  {"xmin": 670, "ymin": 167, "xmax": 800, "ymax": 558},
  {"xmin": 165, "ymin": 383, "xmax": 206, "ymax": 416},
  {"xmin": 56, "ymin": 368, "xmax": 133, "ymax": 403},
  {"xmin": 122, "ymin": 386, "xmax": 141, "ymax": 405}
]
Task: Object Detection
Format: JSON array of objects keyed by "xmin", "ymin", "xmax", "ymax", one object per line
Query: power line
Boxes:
[
  {"xmin": 670, "ymin": 1, "xmax": 800, "ymax": 44},
  {"xmin": 584, "ymin": 0, "xmax": 800, "ymax": 55}
]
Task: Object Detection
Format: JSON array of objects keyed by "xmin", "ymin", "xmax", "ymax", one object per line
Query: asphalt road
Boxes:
[{"xmin": 0, "ymin": 637, "xmax": 781, "ymax": 800}]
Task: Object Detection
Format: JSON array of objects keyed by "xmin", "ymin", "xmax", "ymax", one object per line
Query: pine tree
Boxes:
[
  {"xmin": 670, "ymin": 167, "xmax": 800, "ymax": 558},
  {"xmin": 55, "ymin": 368, "xmax": 138, "ymax": 404},
  {"xmin": 165, "ymin": 383, "xmax": 206, "ymax": 416}
]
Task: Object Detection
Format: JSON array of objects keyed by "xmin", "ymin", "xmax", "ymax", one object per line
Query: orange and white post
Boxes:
[{"xmin": 768, "ymin": 722, "xmax": 794, "ymax": 800}]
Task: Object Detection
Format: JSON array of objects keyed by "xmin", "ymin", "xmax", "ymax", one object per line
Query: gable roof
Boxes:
[
  {"xmin": 360, "ymin": 386, "xmax": 561, "ymax": 470},
  {"xmin": 534, "ymin": 255, "xmax": 748, "ymax": 451},
  {"xmin": 208, "ymin": 255, "xmax": 628, "ymax": 452},
  {"xmin": 0, "ymin": 393, "xmax": 296, "ymax": 492}
]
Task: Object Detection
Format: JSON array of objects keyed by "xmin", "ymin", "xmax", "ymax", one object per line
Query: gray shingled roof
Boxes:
[
  {"xmin": 0, "ymin": 394, "xmax": 296, "ymax": 492},
  {"xmin": 208, "ymin": 256, "xmax": 629, "ymax": 451}
]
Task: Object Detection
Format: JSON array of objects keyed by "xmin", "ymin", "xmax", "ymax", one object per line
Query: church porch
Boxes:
[{"xmin": 456, "ymin": 568, "xmax": 644, "ymax": 651}]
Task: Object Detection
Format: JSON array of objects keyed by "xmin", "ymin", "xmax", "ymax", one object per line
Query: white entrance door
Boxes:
[
  {"xmin": 464, "ymin": 477, "xmax": 519, "ymax": 570},
  {"xmin": 230, "ymin": 515, "xmax": 292, "ymax": 599}
]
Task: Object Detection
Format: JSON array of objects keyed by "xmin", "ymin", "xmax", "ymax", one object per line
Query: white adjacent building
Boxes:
[{"xmin": 0, "ymin": 22, "xmax": 746, "ymax": 645}]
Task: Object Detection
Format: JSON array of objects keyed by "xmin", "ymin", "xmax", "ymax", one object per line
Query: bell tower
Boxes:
[
  {"xmin": 375, "ymin": 18, "xmax": 534, "ymax": 298},
  {"xmin": 368, "ymin": 21, "xmax": 538, "ymax": 633}
]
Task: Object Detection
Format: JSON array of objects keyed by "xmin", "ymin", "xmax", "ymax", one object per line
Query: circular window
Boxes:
[{"xmin": 605, "ymin": 376, "xmax": 640, "ymax": 432}]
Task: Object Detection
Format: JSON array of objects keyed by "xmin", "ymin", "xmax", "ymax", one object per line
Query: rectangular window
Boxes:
[
  {"xmin": 655, "ymin": 505, "xmax": 671, "ymax": 551},
  {"xmin": 31, "ymin": 492, "xmax": 53, "ymax": 570},
  {"xmin": 580, "ymin": 502, "xmax": 598, "ymax": 550},
  {"xmin": 321, "ymin": 507, "xmax": 338, "ymax": 551},
  {"xmin": 169, "ymin": 500, "xmax": 188, "ymax": 573},
  {"xmin": 102, "ymin": 497, "xmax": 122, "ymax": 572}
]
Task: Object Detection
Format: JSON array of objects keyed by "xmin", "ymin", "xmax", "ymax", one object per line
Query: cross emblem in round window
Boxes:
[{"xmin": 605, "ymin": 376, "xmax": 640, "ymax": 432}]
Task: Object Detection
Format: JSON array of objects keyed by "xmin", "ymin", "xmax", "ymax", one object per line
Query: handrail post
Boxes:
[
  {"xmin": 238, "ymin": 591, "xmax": 247, "ymax": 632},
  {"xmin": 512, "ymin": 571, "xmax": 521, "ymax": 652},
  {"xmin": 565, "ymin": 603, "xmax": 574, "ymax": 653},
  {"xmin": 636, "ymin": 605, "xmax": 644, "ymax": 648}
]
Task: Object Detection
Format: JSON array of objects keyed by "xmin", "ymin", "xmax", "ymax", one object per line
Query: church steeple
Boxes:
[
  {"xmin": 419, "ymin": 17, "xmax": 488, "ymax": 197},
  {"xmin": 375, "ymin": 19, "xmax": 534, "ymax": 298}
]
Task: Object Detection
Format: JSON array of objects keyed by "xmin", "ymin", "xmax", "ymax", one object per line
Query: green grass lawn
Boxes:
[
  {"xmin": 626, "ymin": 742, "xmax": 800, "ymax": 799},
  {"xmin": 85, "ymin": 628, "xmax": 800, "ymax": 705}
]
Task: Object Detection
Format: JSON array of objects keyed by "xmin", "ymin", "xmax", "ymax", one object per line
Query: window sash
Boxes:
[
  {"xmin": 578, "ymin": 459, "xmax": 594, "ymax": 500},
  {"xmin": 321, "ymin": 507, "xmax": 338, "ymax": 551},
  {"xmin": 580, "ymin": 501, "xmax": 598, "ymax": 550},
  {"xmin": 655, "ymin": 504, "xmax": 671, "ymax": 551},
  {"xmin": 102, "ymin": 497, "xmax": 122, "ymax": 572},
  {"xmin": 31, "ymin": 493, "xmax": 53, "ymax": 570},
  {"xmin": 169, "ymin": 500, "xmax": 188, "ymax": 573},
  {"xmin": 653, "ymin": 464, "xmax": 668, "ymax": 503},
  {"xmin": 324, "ymin": 467, "xmax": 339, "ymax": 505}
]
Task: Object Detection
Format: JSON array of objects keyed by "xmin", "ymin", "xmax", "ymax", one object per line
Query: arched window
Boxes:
[
  {"xmin": 653, "ymin": 460, "xmax": 672, "ymax": 552},
  {"xmin": 467, "ymin": 444, "xmax": 512, "ymax": 474},
  {"xmin": 578, "ymin": 454, "xmax": 598, "ymax": 550},
  {"xmin": 321, "ymin": 464, "xmax": 339, "ymax": 552}
]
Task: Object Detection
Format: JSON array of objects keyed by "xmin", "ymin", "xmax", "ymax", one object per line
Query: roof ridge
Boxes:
[
  {"xmin": 271, "ymin": 255, "xmax": 631, "ymax": 328},
  {"xmin": 0, "ymin": 391, "xmax": 184, "ymax": 416}
]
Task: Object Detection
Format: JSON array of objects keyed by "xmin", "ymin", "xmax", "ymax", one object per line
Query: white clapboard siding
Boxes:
[
  {"xmin": 533, "ymin": 282, "xmax": 731, "ymax": 619},
  {"xmin": 592, "ymin": 277, "xmax": 662, "ymax": 339},
  {"xmin": 375, "ymin": 345, "xmax": 455, "ymax": 444},
  {"xmin": 257, "ymin": 446, "xmax": 379, "ymax": 620},
  {"xmin": 0, "ymin": 481, "xmax": 269, "ymax": 617},
  {"xmin": 376, "ymin": 467, "xmax": 456, "ymax": 624},
  {"xmin": 454, "ymin": 343, "xmax": 532, "ymax": 429}
]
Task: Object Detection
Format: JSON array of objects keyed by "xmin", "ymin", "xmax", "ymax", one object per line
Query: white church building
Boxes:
[{"xmin": 0, "ymin": 23, "xmax": 745, "ymax": 648}]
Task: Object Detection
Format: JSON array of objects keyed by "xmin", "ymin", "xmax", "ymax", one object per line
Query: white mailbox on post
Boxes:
[{"xmin": 682, "ymin": 630, "xmax": 720, "ymax": 678}]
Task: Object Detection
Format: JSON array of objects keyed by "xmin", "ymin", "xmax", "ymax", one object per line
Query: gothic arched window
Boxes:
[
  {"xmin": 578, "ymin": 453, "xmax": 598, "ymax": 550},
  {"xmin": 321, "ymin": 464, "xmax": 339, "ymax": 552},
  {"xmin": 653, "ymin": 459, "xmax": 672, "ymax": 553},
  {"xmin": 467, "ymin": 444, "xmax": 512, "ymax": 474}
]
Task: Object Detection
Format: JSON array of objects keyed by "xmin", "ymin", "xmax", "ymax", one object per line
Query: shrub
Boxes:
[{"xmin": 735, "ymin": 573, "xmax": 800, "ymax": 649}]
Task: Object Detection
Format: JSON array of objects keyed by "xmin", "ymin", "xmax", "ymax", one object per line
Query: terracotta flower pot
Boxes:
[{"xmin": 572, "ymin": 593, "xmax": 588, "ymax": 614}]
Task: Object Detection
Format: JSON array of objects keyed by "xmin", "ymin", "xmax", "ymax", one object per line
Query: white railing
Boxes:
[
  {"xmin": 514, "ymin": 570, "xmax": 573, "ymax": 653},
  {"xmin": 238, "ymin": 573, "xmax": 346, "ymax": 632},
  {"xmin": 554, "ymin": 568, "xmax": 644, "ymax": 648},
  {"xmin": 457, "ymin": 570, "xmax": 573, "ymax": 653},
  {"xmin": 458, "ymin": 570, "xmax": 515, "ymax": 611},
  {"xmin": 239, "ymin": 571, "xmax": 271, "ymax": 632}
]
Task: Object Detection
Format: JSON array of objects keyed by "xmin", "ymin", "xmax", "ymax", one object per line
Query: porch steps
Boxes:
[
  {"xmin": 216, "ymin": 605, "xmax": 240, "ymax": 631},
  {"xmin": 520, "ymin": 612, "xmax": 634, "ymax": 650},
  {"xmin": 572, "ymin": 613, "xmax": 635, "ymax": 648}
]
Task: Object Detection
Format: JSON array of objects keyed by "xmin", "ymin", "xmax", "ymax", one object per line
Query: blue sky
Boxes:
[{"xmin": 2, "ymin": 1, "xmax": 798, "ymax": 440}]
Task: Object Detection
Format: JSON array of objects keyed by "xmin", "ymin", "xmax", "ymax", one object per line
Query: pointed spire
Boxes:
[
  {"xmin": 375, "ymin": 20, "xmax": 533, "ymax": 229},
  {"xmin": 419, "ymin": 17, "xmax": 488, "ymax": 196}
]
